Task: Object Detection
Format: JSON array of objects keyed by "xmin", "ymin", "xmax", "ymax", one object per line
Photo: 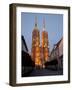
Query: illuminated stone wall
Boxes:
[
  {"xmin": 31, "ymin": 29, "xmax": 41, "ymax": 67},
  {"xmin": 42, "ymin": 31, "xmax": 49, "ymax": 62}
]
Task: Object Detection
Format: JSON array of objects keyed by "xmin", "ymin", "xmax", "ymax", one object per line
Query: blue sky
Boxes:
[{"xmin": 21, "ymin": 12, "xmax": 63, "ymax": 53}]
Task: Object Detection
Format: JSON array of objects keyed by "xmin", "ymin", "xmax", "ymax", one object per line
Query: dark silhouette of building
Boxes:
[
  {"xmin": 21, "ymin": 36, "xmax": 35, "ymax": 77},
  {"xmin": 22, "ymin": 35, "xmax": 28, "ymax": 52}
]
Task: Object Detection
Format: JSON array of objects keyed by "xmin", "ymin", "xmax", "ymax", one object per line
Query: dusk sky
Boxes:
[{"xmin": 21, "ymin": 12, "xmax": 63, "ymax": 53}]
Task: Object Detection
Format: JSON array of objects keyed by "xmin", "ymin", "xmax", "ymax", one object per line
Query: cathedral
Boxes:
[{"xmin": 31, "ymin": 17, "xmax": 49, "ymax": 68}]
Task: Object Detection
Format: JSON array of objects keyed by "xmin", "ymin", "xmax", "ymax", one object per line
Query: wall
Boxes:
[{"xmin": 0, "ymin": 0, "xmax": 72, "ymax": 90}]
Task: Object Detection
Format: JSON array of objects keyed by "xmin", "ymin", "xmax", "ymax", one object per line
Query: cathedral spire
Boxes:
[
  {"xmin": 43, "ymin": 17, "xmax": 45, "ymax": 30},
  {"xmin": 35, "ymin": 16, "xmax": 37, "ymax": 27}
]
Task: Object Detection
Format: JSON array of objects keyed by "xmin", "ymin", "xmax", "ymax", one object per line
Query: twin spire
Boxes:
[
  {"xmin": 43, "ymin": 17, "xmax": 45, "ymax": 29},
  {"xmin": 35, "ymin": 16, "xmax": 37, "ymax": 27},
  {"xmin": 34, "ymin": 16, "xmax": 46, "ymax": 30}
]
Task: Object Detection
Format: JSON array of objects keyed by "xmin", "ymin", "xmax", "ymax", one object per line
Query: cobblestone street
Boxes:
[{"xmin": 28, "ymin": 68, "xmax": 63, "ymax": 77}]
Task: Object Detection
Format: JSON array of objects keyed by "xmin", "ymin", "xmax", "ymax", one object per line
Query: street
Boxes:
[{"xmin": 29, "ymin": 68, "xmax": 63, "ymax": 77}]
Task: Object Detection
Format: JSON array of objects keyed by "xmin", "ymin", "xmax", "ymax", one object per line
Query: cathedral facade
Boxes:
[{"xmin": 31, "ymin": 17, "xmax": 49, "ymax": 68}]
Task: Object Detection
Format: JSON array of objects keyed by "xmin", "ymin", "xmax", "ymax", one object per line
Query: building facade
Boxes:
[
  {"xmin": 50, "ymin": 38, "xmax": 63, "ymax": 69},
  {"xmin": 41, "ymin": 18, "xmax": 49, "ymax": 63},
  {"xmin": 31, "ymin": 17, "xmax": 49, "ymax": 68},
  {"xmin": 41, "ymin": 31, "xmax": 49, "ymax": 62},
  {"xmin": 31, "ymin": 17, "xmax": 41, "ymax": 67}
]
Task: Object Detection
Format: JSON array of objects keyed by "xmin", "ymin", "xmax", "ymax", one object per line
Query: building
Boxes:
[
  {"xmin": 21, "ymin": 36, "xmax": 35, "ymax": 77},
  {"xmin": 31, "ymin": 17, "xmax": 49, "ymax": 68},
  {"xmin": 31, "ymin": 17, "xmax": 42, "ymax": 68},
  {"xmin": 42, "ymin": 31, "xmax": 49, "ymax": 61},
  {"xmin": 41, "ymin": 18, "xmax": 49, "ymax": 63},
  {"xmin": 22, "ymin": 35, "xmax": 28, "ymax": 53},
  {"xmin": 50, "ymin": 37, "xmax": 63, "ymax": 69}
]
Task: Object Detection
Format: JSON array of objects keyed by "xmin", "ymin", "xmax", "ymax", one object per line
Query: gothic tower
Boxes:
[
  {"xmin": 31, "ymin": 16, "xmax": 41, "ymax": 68},
  {"xmin": 41, "ymin": 18, "xmax": 49, "ymax": 65}
]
